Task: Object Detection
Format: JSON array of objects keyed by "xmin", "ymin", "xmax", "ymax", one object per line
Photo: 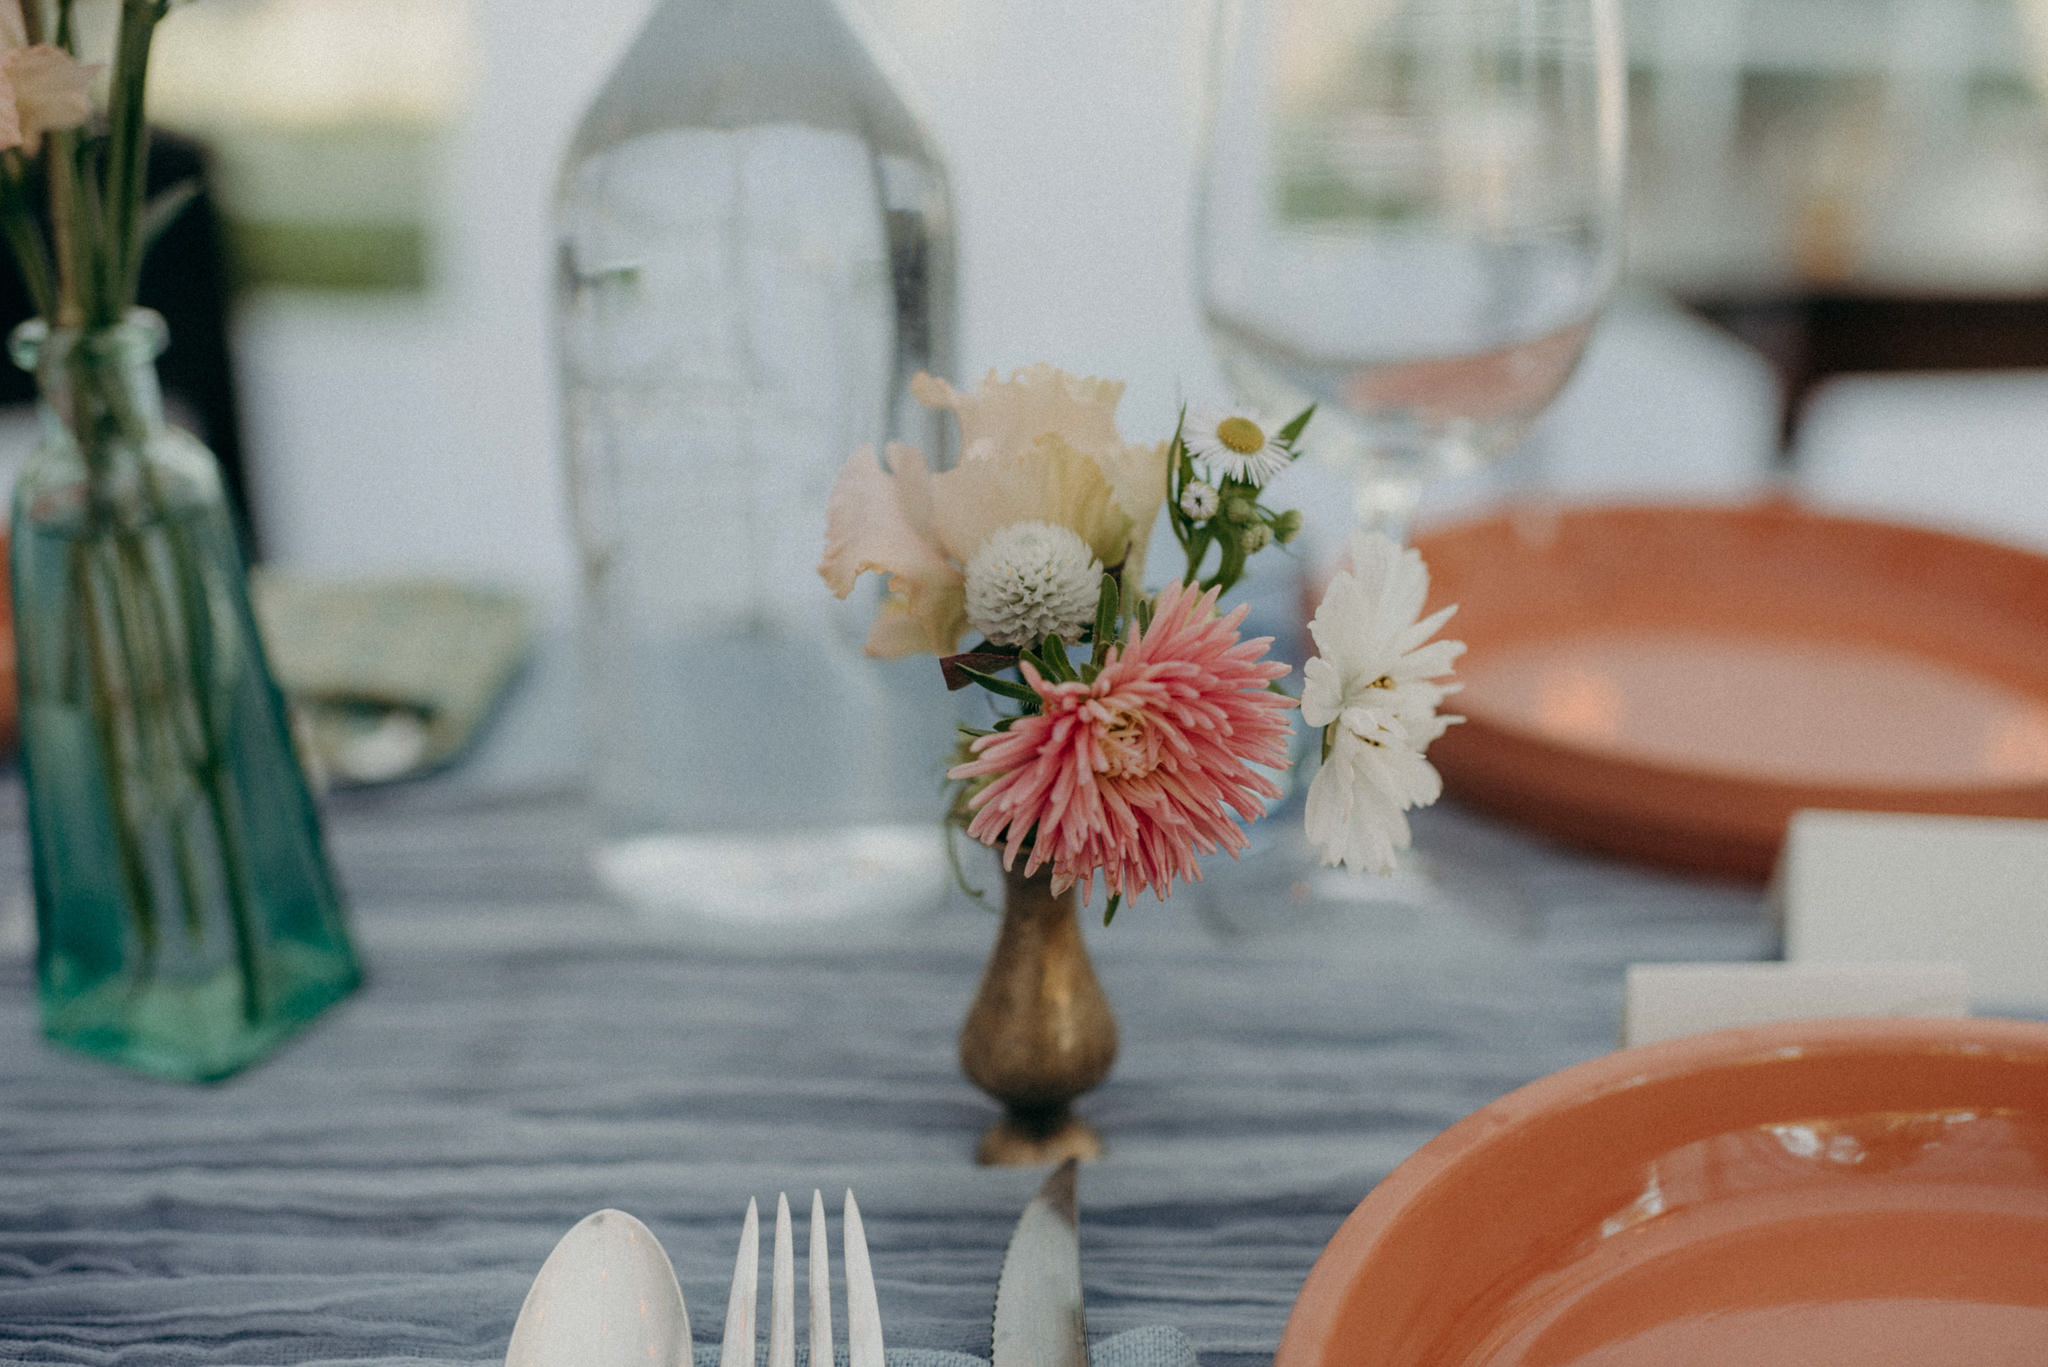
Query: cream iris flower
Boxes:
[
  {"xmin": 1184, "ymin": 403, "xmax": 1291, "ymax": 486},
  {"xmin": 1301, "ymin": 530, "xmax": 1464, "ymax": 874},
  {"xmin": 819, "ymin": 366, "xmax": 1167, "ymax": 657}
]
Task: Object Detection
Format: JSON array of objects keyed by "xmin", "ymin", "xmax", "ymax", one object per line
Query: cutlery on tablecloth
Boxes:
[
  {"xmin": 506, "ymin": 1190, "xmax": 884, "ymax": 1367},
  {"xmin": 725, "ymin": 1189, "xmax": 886, "ymax": 1367},
  {"xmin": 505, "ymin": 1208, "xmax": 691, "ymax": 1367},
  {"xmin": 992, "ymin": 1160, "xmax": 1088, "ymax": 1367}
]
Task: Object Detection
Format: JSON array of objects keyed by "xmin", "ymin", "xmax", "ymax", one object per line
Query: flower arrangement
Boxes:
[
  {"xmin": 821, "ymin": 366, "xmax": 1464, "ymax": 921},
  {"xmin": 0, "ymin": 0, "xmax": 177, "ymax": 330}
]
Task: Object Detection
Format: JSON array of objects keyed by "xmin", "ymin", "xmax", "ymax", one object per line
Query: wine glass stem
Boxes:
[{"xmin": 1353, "ymin": 471, "xmax": 1425, "ymax": 546}]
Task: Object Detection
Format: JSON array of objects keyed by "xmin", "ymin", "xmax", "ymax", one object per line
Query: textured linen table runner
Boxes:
[{"xmin": 0, "ymin": 782, "xmax": 1772, "ymax": 1366}]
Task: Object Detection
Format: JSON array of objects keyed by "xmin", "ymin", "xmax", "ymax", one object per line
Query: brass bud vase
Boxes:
[{"xmin": 959, "ymin": 864, "xmax": 1119, "ymax": 1165}]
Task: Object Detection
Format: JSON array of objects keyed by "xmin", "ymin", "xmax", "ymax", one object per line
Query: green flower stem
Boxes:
[
  {"xmin": 103, "ymin": 2, "xmax": 165, "ymax": 312},
  {"xmin": 1181, "ymin": 527, "xmax": 1211, "ymax": 586},
  {"xmin": 113, "ymin": 376, "xmax": 269, "ymax": 1024},
  {"xmin": 62, "ymin": 338, "xmax": 269, "ymax": 1020},
  {"xmin": 0, "ymin": 155, "xmax": 56, "ymax": 319},
  {"xmin": 43, "ymin": 131, "xmax": 85, "ymax": 327},
  {"xmin": 70, "ymin": 539, "xmax": 160, "ymax": 977},
  {"xmin": 203, "ymin": 757, "xmax": 264, "ymax": 1024},
  {"xmin": 26, "ymin": 0, "xmax": 169, "ymax": 325}
]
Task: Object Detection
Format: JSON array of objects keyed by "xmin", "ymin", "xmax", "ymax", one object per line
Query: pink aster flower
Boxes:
[{"xmin": 949, "ymin": 580, "xmax": 1296, "ymax": 903}]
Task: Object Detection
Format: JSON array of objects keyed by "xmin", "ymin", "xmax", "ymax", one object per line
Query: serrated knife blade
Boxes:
[{"xmin": 992, "ymin": 1159, "xmax": 1088, "ymax": 1367}]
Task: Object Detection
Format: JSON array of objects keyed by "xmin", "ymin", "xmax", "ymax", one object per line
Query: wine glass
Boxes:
[{"xmin": 1195, "ymin": 0, "xmax": 1627, "ymax": 539}]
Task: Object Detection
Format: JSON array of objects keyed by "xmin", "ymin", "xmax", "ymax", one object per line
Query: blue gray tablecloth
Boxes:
[{"xmin": 0, "ymin": 774, "xmax": 1771, "ymax": 1366}]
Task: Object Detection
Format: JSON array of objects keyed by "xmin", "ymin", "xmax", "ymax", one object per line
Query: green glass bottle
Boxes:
[{"xmin": 10, "ymin": 310, "xmax": 360, "ymax": 1082}]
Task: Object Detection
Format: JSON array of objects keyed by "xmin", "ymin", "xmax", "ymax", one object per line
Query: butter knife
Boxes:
[{"xmin": 992, "ymin": 1160, "xmax": 1088, "ymax": 1367}]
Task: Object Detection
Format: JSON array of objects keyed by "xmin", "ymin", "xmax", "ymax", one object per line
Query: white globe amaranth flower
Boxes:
[
  {"xmin": 1180, "ymin": 480, "xmax": 1220, "ymax": 521},
  {"xmin": 963, "ymin": 520, "xmax": 1104, "ymax": 647}
]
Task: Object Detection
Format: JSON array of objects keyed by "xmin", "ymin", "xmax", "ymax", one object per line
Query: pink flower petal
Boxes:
[{"xmin": 949, "ymin": 579, "xmax": 1297, "ymax": 904}]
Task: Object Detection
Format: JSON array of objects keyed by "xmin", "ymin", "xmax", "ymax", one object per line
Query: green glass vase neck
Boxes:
[{"xmin": 10, "ymin": 309, "xmax": 172, "ymax": 465}]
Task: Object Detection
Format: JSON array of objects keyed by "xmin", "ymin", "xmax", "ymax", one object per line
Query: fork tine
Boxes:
[
  {"xmin": 808, "ymin": 1190, "xmax": 833, "ymax": 1367},
  {"xmin": 842, "ymin": 1190, "xmax": 884, "ymax": 1367},
  {"xmin": 771, "ymin": 1194, "xmax": 795, "ymax": 1367},
  {"xmin": 719, "ymin": 1198, "xmax": 760, "ymax": 1367}
]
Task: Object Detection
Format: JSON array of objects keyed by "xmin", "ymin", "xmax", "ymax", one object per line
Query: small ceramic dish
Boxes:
[
  {"xmin": 1413, "ymin": 501, "xmax": 2048, "ymax": 878},
  {"xmin": 1276, "ymin": 1017, "xmax": 2048, "ymax": 1367}
]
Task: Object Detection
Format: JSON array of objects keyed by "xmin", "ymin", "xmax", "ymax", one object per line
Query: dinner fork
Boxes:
[{"xmin": 720, "ymin": 1189, "xmax": 885, "ymax": 1367}]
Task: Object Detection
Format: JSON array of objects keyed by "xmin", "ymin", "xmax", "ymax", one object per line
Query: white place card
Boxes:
[
  {"xmin": 1621, "ymin": 961, "xmax": 1969, "ymax": 1049},
  {"xmin": 1780, "ymin": 810, "xmax": 2048, "ymax": 1010}
]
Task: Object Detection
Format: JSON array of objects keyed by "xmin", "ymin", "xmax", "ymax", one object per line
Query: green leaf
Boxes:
[
  {"xmin": 1166, "ymin": 406, "xmax": 1194, "ymax": 544},
  {"xmin": 944, "ymin": 818, "xmax": 995, "ymax": 912},
  {"xmin": 941, "ymin": 648, "xmax": 1022, "ymax": 691},
  {"xmin": 1039, "ymin": 637, "xmax": 1080, "ymax": 682},
  {"xmin": 957, "ymin": 665, "xmax": 1040, "ymax": 704},
  {"xmin": 1090, "ymin": 572, "xmax": 1120, "ymax": 666},
  {"xmin": 1102, "ymin": 891, "xmax": 1123, "ymax": 926},
  {"xmin": 1276, "ymin": 403, "xmax": 1316, "ymax": 448},
  {"xmin": 139, "ymin": 179, "xmax": 200, "ymax": 255}
]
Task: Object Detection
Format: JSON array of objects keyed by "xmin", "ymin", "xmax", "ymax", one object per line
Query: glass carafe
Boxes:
[{"xmin": 555, "ymin": 0, "xmax": 958, "ymax": 933}]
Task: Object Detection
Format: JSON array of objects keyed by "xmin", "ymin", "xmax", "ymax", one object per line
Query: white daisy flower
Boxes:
[
  {"xmin": 1180, "ymin": 480, "xmax": 1220, "ymax": 521},
  {"xmin": 1183, "ymin": 403, "xmax": 1292, "ymax": 486},
  {"xmin": 962, "ymin": 520, "xmax": 1104, "ymax": 647},
  {"xmin": 1301, "ymin": 529, "xmax": 1465, "ymax": 874}
]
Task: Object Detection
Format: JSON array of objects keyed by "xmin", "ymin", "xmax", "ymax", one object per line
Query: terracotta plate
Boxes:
[
  {"xmin": 1411, "ymin": 501, "xmax": 2048, "ymax": 878},
  {"xmin": 1275, "ymin": 1017, "xmax": 2048, "ymax": 1367}
]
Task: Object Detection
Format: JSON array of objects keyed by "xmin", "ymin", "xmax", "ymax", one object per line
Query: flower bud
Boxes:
[
  {"xmin": 1179, "ymin": 480, "xmax": 1220, "ymax": 521},
  {"xmin": 1272, "ymin": 509, "xmax": 1304, "ymax": 544}
]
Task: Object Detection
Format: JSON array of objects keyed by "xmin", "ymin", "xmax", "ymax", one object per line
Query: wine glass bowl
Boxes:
[{"xmin": 1196, "ymin": 0, "xmax": 1627, "ymax": 532}]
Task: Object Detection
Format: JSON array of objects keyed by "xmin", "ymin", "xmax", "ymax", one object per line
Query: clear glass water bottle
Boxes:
[{"xmin": 554, "ymin": 0, "xmax": 958, "ymax": 935}]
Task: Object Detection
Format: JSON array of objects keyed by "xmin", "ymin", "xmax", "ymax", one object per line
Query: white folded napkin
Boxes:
[
  {"xmin": 1621, "ymin": 961, "xmax": 1968, "ymax": 1049},
  {"xmin": 1780, "ymin": 810, "xmax": 2048, "ymax": 1010}
]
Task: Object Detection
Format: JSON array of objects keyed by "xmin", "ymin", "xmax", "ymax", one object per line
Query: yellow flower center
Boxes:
[
  {"xmin": 1216, "ymin": 416, "xmax": 1266, "ymax": 455},
  {"xmin": 1098, "ymin": 708, "xmax": 1158, "ymax": 779}
]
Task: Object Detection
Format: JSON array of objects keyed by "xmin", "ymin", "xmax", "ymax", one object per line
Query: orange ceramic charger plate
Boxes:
[
  {"xmin": 1412, "ymin": 501, "xmax": 2048, "ymax": 878},
  {"xmin": 1274, "ymin": 1016, "xmax": 2048, "ymax": 1367}
]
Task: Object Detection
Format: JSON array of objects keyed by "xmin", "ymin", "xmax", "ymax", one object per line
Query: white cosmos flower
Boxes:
[
  {"xmin": 1306, "ymin": 705, "xmax": 1453, "ymax": 875},
  {"xmin": 1183, "ymin": 403, "xmax": 1291, "ymax": 486},
  {"xmin": 1301, "ymin": 530, "xmax": 1465, "ymax": 874}
]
